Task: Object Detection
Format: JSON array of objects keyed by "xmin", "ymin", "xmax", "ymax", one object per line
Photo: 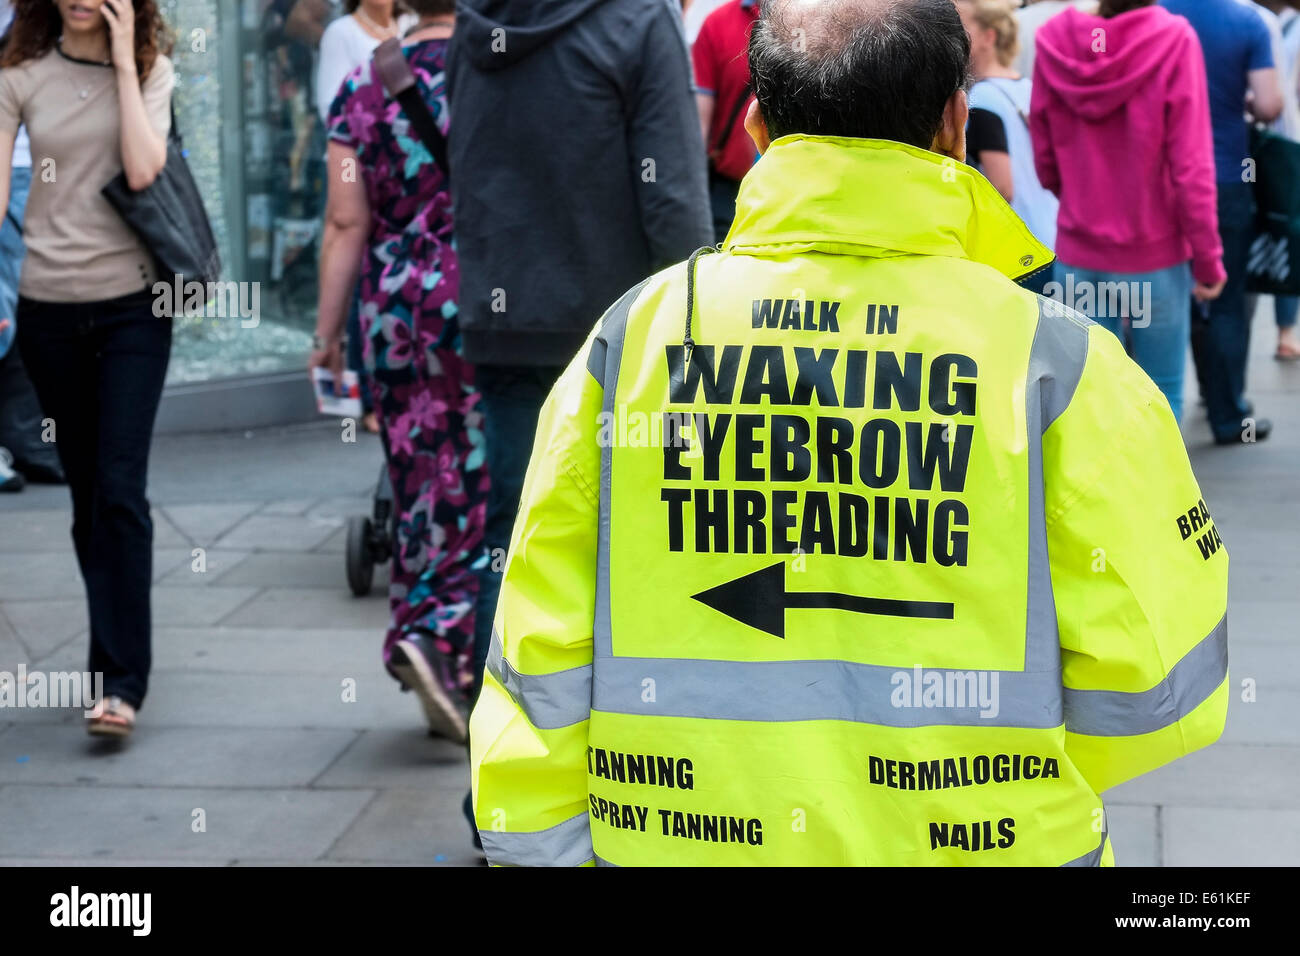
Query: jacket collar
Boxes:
[{"xmin": 724, "ymin": 135, "xmax": 1052, "ymax": 281}]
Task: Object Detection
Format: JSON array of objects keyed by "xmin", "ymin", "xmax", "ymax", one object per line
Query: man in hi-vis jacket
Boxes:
[{"xmin": 470, "ymin": 0, "xmax": 1229, "ymax": 866}]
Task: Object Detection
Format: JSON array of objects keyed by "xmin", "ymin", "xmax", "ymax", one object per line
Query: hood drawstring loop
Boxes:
[{"xmin": 684, "ymin": 245, "xmax": 718, "ymax": 368}]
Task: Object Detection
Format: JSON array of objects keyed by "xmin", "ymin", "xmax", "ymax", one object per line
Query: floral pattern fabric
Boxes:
[{"xmin": 328, "ymin": 38, "xmax": 488, "ymax": 691}]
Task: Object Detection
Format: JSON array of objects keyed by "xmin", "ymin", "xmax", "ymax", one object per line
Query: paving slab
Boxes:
[
  {"xmin": 1106, "ymin": 744, "xmax": 1298, "ymax": 810},
  {"xmin": 0, "ymin": 724, "xmax": 356, "ymax": 788},
  {"xmin": 156, "ymin": 550, "xmax": 253, "ymax": 587},
  {"xmin": 1217, "ymin": 688, "xmax": 1300, "ymax": 746},
  {"xmin": 149, "ymin": 626, "xmax": 383, "ymax": 675},
  {"xmin": 161, "ymin": 502, "xmax": 264, "ymax": 547},
  {"xmin": 150, "ymin": 510, "xmax": 189, "ymax": 550},
  {"xmin": 151, "ymin": 548, "xmax": 204, "ymax": 583},
  {"xmin": 217, "ymin": 551, "xmax": 389, "ymax": 591},
  {"xmin": 138, "ymin": 671, "xmax": 418, "ymax": 731},
  {"xmin": 313, "ymin": 527, "xmax": 347, "ymax": 554},
  {"xmin": 152, "ymin": 586, "xmax": 262, "ymax": 628},
  {"xmin": 0, "ymin": 599, "xmax": 87, "ymax": 659},
  {"xmin": 1162, "ymin": 807, "xmax": 1300, "ymax": 867},
  {"xmin": 0, "ymin": 784, "xmax": 375, "ymax": 861},
  {"xmin": 312, "ymin": 727, "xmax": 469, "ymax": 790},
  {"xmin": 219, "ymin": 587, "xmax": 388, "ymax": 631},
  {"xmin": 1106, "ymin": 804, "xmax": 1159, "ymax": 867},
  {"xmin": 1226, "ymin": 601, "xmax": 1300, "ymax": 645},
  {"xmin": 0, "ymin": 551, "xmax": 85, "ymax": 600},
  {"xmin": 213, "ymin": 514, "xmax": 341, "ymax": 552},
  {"xmin": 0, "ymin": 509, "xmax": 72, "ymax": 552},
  {"xmin": 325, "ymin": 787, "xmax": 481, "ymax": 865},
  {"xmin": 257, "ymin": 499, "xmax": 318, "ymax": 517}
]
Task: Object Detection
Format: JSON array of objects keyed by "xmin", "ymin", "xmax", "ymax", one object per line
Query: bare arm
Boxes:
[
  {"xmin": 0, "ymin": 126, "xmax": 13, "ymax": 234},
  {"xmin": 310, "ymin": 141, "xmax": 369, "ymax": 380},
  {"xmin": 1247, "ymin": 67, "xmax": 1283, "ymax": 123},
  {"xmin": 104, "ymin": 0, "xmax": 167, "ymax": 190},
  {"xmin": 0, "ymin": 124, "xmax": 13, "ymax": 330},
  {"xmin": 979, "ymin": 150, "xmax": 1014, "ymax": 204},
  {"xmin": 695, "ymin": 92, "xmax": 713, "ymax": 151}
]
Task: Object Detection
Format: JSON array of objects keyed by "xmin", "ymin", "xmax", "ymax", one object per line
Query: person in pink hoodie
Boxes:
[{"xmin": 1031, "ymin": 0, "xmax": 1226, "ymax": 423}]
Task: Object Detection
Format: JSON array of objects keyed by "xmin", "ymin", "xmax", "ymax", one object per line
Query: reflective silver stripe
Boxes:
[
  {"xmin": 594, "ymin": 656, "xmax": 1061, "ymax": 726},
  {"xmin": 595, "ymin": 282, "xmax": 648, "ymax": 659},
  {"xmin": 480, "ymin": 812, "xmax": 593, "ymax": 867},
  {"xmin": 486, "ymin": 628, "xmax": 592, "ymax": 730},
  {"xmin": 1062, "ymin": 823, "xmax": 1108, "ymax": 867},
  {"xmin": 1029, "ymin": 296, "xmax": 1092, "ymax": 431},
  {"xmin": 587, "ymin": 280, "xmax": 649, "ymax": 386},
  {"xmin": 1024, "ymin": 299, "xmax": 1090, "ymax": 675},
  {"xmin": 594, "ymin": 854, "xmax": 619, "ymax": 867},
  {"xmin": 1064, "ymin": 614, "xmax": 1229, "ymax": 737}
]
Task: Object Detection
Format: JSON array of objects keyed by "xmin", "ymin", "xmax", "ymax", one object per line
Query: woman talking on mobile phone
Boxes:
[{"xmin": 0, "ymin": 0, "xmax": 174, "ymax": 737}]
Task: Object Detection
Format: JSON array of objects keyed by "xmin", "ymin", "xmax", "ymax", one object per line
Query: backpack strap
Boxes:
[
  {"xmin": 709, "ymin": 81, "xmax": 753, "ymax": 168},
  {"xmin": 372, "ymin": 36, "xmax": 450, "ymax": 182}
]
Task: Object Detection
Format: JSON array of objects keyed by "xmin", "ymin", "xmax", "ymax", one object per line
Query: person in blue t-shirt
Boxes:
[{"xmin": 1163, "ymin": 0, "xmax": 1283, "ymax": 444}]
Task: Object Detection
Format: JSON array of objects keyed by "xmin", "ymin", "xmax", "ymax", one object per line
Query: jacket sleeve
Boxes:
[
  {"xmin": 1029, "ymin": 60, "xmax": 1061, "ymax": 197},
  {"xmin": 1166, "ymin": 27, "xmax": 1225, "ymax": 286},
  {"xmin": 1044, "ymin": 324, "xmax": 1228, "ymax": 795},
  {"xmin": 469, "ymin": 323, "xmax": 606, "ymax": 866},
  {"xmin": 626, "ymin": 2, "xmax": 714, "ymax": 266}
]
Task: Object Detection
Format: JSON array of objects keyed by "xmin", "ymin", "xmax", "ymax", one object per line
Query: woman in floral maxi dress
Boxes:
[{"xmin": 310, "ymin": 3, "xmax": 486, "ymax": 742}]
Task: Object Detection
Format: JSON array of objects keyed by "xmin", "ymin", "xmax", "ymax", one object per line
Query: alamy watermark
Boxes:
[
  {"xmin": 890, "ymin": 666, "xmax": 1000, "ymax": 718},
  {"xmin": 152, "ymin": 274, "xmax": 260, "ymax": 327},
  {"xmin": 0, "ymin": 666, "xmax": 103, "ymax": 717},
  {"xmin": 1040, "ymin": 274, "xmax": 1151, "ymax": 328}
]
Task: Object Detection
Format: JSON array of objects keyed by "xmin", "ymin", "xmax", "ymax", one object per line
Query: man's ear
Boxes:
[
  {"xmin": 931, "ymin": 88, "xmax": 968, "ymax": 163},
  {"xmin": 744, "ymin": 97, "xmax": 771, "ymax": 155}
]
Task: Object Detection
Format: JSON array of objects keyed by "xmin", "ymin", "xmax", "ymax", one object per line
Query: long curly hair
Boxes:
[{"xmin": 0, "ymin": 0, "xmax": 173, "ymax": 80}]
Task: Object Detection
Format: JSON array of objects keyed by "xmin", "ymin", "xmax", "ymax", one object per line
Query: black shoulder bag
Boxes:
[
  {"xmin": 372, "ymin": 37, "xmax": 449, "ymax": 182},
  {"xmin": 101, "ymin": 102, "xmax": 222, "ymax": 287}
]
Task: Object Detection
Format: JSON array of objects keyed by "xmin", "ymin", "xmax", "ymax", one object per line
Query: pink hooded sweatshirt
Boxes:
[{"xmin": 1030, "ymin": 5, "xmax": 1226, "ymax": 285}]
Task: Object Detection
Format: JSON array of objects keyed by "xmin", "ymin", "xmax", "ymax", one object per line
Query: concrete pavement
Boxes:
[{"xmin": 0, "ymin": 309, "xmax": 1297, "ymax": 866}]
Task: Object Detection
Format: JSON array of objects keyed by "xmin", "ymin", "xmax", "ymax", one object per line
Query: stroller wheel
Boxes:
[{"xmin": 346, "ymin": 515, "xmax": 375, "ymax": 596}]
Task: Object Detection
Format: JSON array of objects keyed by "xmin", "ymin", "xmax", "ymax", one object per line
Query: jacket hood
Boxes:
[
  {"xmin": 1035, "ymin": 6, "xmax": 1195, "ymax": 121},
  {"xmin": 724, "ymin": 136, "xmax": 1052, "ymax": 281},
  {"xmin": 455, "ymin": 0, "xmax": 608, "ymax": 70}
]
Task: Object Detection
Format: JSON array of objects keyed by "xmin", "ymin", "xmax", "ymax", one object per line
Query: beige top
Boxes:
[{"xmin": 0, "ymin": 47, "xmax": 173, "ymax": 302}]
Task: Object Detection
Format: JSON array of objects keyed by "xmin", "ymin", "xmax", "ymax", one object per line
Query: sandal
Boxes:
[
  {"xmin": 1274, "ymin": 343, "xmax": 1300, "ymax": 361},
  {"xmin": 87, "ymin": 696, "xmax": 136, "ymax": 737}
]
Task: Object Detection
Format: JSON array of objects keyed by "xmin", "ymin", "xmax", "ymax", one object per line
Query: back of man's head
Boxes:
[{"xmin": 748, "ymin": 0, "xmax": 971, "ymax": 149}]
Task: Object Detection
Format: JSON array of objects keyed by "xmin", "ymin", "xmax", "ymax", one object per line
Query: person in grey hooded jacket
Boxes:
[{"xmin": 446, "ymin": 0, "xmax": 713, "ymax": 702}]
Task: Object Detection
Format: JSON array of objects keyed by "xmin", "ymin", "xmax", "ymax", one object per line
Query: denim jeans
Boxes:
[
  {"xmin": 0, "ymin": 165, "xmax": 59, "ymax": 474},
  {"xmin": 1052, "ymin": 260, "xmax": 1192, "ymax": 421},
  {"xmin": 469, "ymin": 364, "xmax": 566, "ymax": 699},
  {"xmin": 0, "ymin": 164, "xmax": 28, "ymax": 357},
  {"xmin": 16, "ymin": 289, "xmax": 172, "ymax": 708},
  {"xmin": 1191, "ymin": 182, "xmax": 1254, "ymax": 438},
  {"xmin": 1275, "ymin": 295, "xmax": 1298, "ymax": 330}
]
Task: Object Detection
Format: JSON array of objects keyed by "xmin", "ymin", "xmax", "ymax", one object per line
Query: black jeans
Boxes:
[
  {"xmin": 1191, "ymin": 182, "xmax": 1255, "ymax": 438},
  {"xmin": 16, "ymin": 289, "xmax": 172, "ymax": 709},
  {"xmin": 708, "ymin": 171, "xmax": 740, "ymax": 246},
  {"xmin": 0, "ymin": 344, "xmax": 62, "ymax": 473},
  {"xmin": 469, "ymin": 363, "xmax": 566, "ymax": 698}
]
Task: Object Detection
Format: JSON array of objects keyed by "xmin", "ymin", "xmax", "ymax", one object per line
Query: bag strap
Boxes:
[
  {"xmin": 709, "ymin": 80, "xmax": 752, "ymax": 166},
  {"xmin": 983, "ymin": 77, "xmax": 1030, "ymax": 131},
  {"xmin": 372, "ymin": 36, "xmax": 450, "ymax": 182}
]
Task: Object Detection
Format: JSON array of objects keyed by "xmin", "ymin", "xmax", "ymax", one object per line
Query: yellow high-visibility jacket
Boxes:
[{"xmin": 470, "ymin": 135, "xmax": 1229, "ymax": 866}]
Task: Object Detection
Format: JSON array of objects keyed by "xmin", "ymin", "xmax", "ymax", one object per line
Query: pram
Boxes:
[{"xmin": 346, "ymin": 464, "xmax": 394, "ymax": 596}]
